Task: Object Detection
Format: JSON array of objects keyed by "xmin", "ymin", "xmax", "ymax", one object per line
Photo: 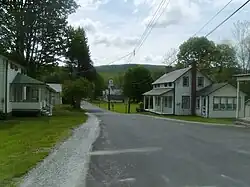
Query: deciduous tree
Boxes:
[
  {"xmin": 63, "ymin": 78, "xmax": 92, "ymax": 109},
  {"xmin": 0, "ymin": 0, "xmax": 78, "ymax": 76}
]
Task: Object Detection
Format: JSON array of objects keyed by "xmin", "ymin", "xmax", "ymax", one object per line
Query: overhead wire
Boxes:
[
  {"xmin": 133, "ymin": 0, "xmax": 169, "ymax": 53},
  {"xmin": 165, "ymin": 0, "xmax": 247, "ymax": 67}
]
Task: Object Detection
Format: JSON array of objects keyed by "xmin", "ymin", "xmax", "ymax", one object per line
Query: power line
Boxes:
[
  {"xmin": 166, "ymin": 0, "xmax": 248, "ymax": 67},
  {"xmin": 134, "ymin": 0, "xmax": 167, "ymax": 52},
  {"xmin": 135, "ymin": 0, "xmax": 171, "ymax": 55},
  {"xmin": 192, "ymin": 0, "xmax": 234, "ymax": 37},
  {"xmin": 206, "ymin": 0, "xmax": 250, "ymax": 37}
]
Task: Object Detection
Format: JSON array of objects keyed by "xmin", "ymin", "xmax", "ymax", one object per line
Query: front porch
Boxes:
[
  {"xmin": 143, "ymin": 89, "xmax": 174, "ymax": 115},
  {"xmin": 234, "ymin": 74, "xmax": 250, "ymax": 126},
  {"xmin": 11, "ymin": 73, "xmax": 55, "ymax": 116}
]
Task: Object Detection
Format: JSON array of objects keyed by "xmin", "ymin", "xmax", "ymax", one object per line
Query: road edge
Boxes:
[
  {"xmin": 19, "ymin": 113, "xmax": 100, "ymax": 187},
  {"xmin": 134, "ymin": 113, "xmax": 244, "ymax": 128}
]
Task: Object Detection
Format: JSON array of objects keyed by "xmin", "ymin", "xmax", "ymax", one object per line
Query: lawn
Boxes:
[
  {"xmin": 141, "ymin": 112, "xmax": 234, "ymax": 125},
  {"xmin": 0, "ymin": 105, "xmax": 87, "ymax": 187},
  {"xmin": 92, "ymin": 100, "xmax": 138, "ymax": 113}
]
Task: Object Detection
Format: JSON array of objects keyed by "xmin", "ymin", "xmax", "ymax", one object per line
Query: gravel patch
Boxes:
[{"xmin": 19, "ymin": 113, "xmax": 100, "ymax": 187}]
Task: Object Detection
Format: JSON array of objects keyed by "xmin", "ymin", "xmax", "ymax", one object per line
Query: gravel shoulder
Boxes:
[{"xmin": 19, "ymin": 113, "xmax": 100, "ymax": 187}]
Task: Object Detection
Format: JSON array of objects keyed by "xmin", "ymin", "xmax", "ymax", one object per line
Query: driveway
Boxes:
[{"xmin": 84, "ymin": 103, "xmax": 250, "ymax": 187}]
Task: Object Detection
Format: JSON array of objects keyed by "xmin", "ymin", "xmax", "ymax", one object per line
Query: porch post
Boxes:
[
  {"xmin": 38, "ymin": 87, "xmax": 42, "ymax": 102},
  {"xmin": 161, "ymin": 97, "xmax": 163, "ymax": 113},
  {"xmin": 148, "ymin": 96, "xmax": 151, "ymax": 109},
  {"xmin": 23, "ymin": 86, "xmax": 26, "ymax": 100},
  {"xmin": 236, "ymin": 81, "xmax": 240, "ymax": 119},
  {"xmin": 144, "ymin": 96, "xmax": 146, "ymax": 109},
  {"xmin": 153, "ymin": 96, "xmax": 155, "ymax": 110}
]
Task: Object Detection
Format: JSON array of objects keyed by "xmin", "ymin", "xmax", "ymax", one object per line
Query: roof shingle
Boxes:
[
  {"xmin": 196, "ymin": 83, "xmax": 228, "ymax": 96},
  {"xmin": 143, "ymin": 88, "xmax": 172, "ymax": 96},
  {"xmin": 152, "ymin": 67, "xmax": 191, "ymax": 85},
  {"xmin": 12, "ymin": 73, "xmax": 45, "ymax": 85}
]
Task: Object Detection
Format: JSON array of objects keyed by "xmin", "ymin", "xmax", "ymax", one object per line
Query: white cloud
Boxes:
[
  {"xmin": 142, "ymin": 0, "xmax": 200, "ymax": 28},
  {"xmin": 75, "ymin": 0, "xmax": 110, "ymax": 9},
  {"xmin": 70, "ymin": 18, "xmax": 102, "ymax": 33},
  {"xmin": 93, "ymin": 33, "xmax": 139, "ymax": 48}
]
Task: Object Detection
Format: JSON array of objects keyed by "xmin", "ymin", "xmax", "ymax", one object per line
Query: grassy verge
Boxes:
[
  {"xmin": 91, "ymin": 100, "xmax": 138, "ymax": 113},
  {"xmin": 0, "ymin": 105, "xmax": 87, "ymax": 187},
  {"xmin": 141, "ymin": 112, "xmax": 234, "ymax": 125}
]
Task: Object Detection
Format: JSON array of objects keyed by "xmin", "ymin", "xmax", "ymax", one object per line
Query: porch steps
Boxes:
[{"xmin": 234, "ymin": 118, "xmax": 250, "ymax": 127}]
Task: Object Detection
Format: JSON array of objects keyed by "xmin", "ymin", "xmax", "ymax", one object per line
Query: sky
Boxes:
[{"xmin": 67, "ymin": 0, "xmax": 250, "ymax": 66}]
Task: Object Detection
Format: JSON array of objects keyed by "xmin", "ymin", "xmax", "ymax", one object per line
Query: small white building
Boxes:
[
  {"xmin": 47, "ymin": 84, "xmax": 62, "ymax": 105},
  {"xmin": 143, "ymin": 67, "xmax": 246, "ymax": 118},
  {"xmin": 0, "ymin": 55, "xmax": 56, "ymax": 118}
]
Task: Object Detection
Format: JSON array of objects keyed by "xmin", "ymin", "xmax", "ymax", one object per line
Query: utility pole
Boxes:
[
  {"xmin": 108, "ymin": 87, "xmax": 111, "ymax": 110},
  {"xmin": 108, "ymin": 79, "xmax": 113, "ymax": 111},
  {"xmin": 191, "ymin": 60, "xmax": 197, "ymax": 116}
]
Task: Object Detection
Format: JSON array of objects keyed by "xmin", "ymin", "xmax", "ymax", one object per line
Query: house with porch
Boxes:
[
  {"xmin": 0, "ymin": 55, "xmax": 56, "ymax": 118},
  {"xmin": 143, "ymin": 67, "xmax": 246, "ymax": 118}
]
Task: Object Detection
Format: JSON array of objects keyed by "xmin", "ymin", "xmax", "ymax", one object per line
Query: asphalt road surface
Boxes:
[{"xmin": 85, "ymin": 104, "xmax": 250, "ymax": 187}]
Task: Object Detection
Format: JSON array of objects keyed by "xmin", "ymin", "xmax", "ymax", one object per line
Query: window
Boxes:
[
  {"xmin": 196, "ymin": 97, "xmax": 200, "ymax": 109},
  {"xmin": 183, "ymin": 76, "xmax": 189, "ymax": 87},
  {"xmin": 169, "ymin": 82, "xmax": 172, "ymax": 87},
  {"xmin": 164, "ymin": 96, "xmax": 173, "ymax": 108},
  {"xmin": 213, "ymin": 97, "xmax": 240, "ymax": 111},
  {"xmin": 155, "ymin": 96, "xmax": 161, "ymax": 106},
  {"xmin": 182, "ymin": 96, "xmax": 190, "ymax": 109},
  {"xmin": 198, "ymin": 77, "xmax": 204, "ymax": 87}
]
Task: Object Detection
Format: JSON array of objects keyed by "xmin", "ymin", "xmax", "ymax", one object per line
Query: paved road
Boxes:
[{"xmin": 84, "ymin": 103, "xmax": 250, "ymax": 187}]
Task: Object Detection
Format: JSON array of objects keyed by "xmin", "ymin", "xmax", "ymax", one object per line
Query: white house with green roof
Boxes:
[
  {"xmin": 143, "ymin": 67, "xmax": 247, "ymax": 118},
  {"xmin": 0, "ymin": 55, "xmax": 56, "ymax": 118}
]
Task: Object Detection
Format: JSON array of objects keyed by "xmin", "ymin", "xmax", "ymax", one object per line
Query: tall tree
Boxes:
[
  {"xmin": 123, "ymin": 66, "xmax": 153, "ymax": 106},
  {"xmin": 177, "ymin": 37, "xmax": 216, "ymax": 72},
  {"xmin": 63, "ymin": 78, "xmax": 92, "ymax": 109},
  {"xmin": 0, "ymin": 0, "xmax": 78, "ymax": 76},
  {"xmin": 211, "ymin": 44, "xmax": 240, "ymax": 83},
  {"xmin": 65, "ymin": 26, "xmax": 96, "ymax": 82},
  {"xmin": 233, "ymin": 20, "xmax": 250, "ymax": 73}
]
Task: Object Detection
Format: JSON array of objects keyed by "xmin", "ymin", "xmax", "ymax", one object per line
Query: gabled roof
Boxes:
[
  {"xmin": 152, "ymin": 67, "xmax": 191, "ymax": 85},
  {"xmin": 47, "ymin": 84, "xmax": 62, "ymax": 93},
  {"xmin": 197, "ymin": 83, "xmax": 228, "ymax": 96},
  {"xmin": 143, "ymin": 88, "xmax": 172, "ymax": 96},
  {"xmin": 12, "ymin": 73, "xmax": 44, "ymax": 85}
]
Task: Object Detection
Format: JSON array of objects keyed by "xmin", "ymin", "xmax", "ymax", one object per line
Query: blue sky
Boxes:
[{"xmin": 67, "ymin": 0, "xmax": 250, "ymax": 66}]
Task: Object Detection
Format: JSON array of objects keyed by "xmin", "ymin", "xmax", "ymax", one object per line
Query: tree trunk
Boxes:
[
  {"xmin": 74, "ymin": 99, "xmax": 81, "ymax": 109},
  {"xmin": 128, "ymin": 98, "xmax": 131, "ymax": 114}
]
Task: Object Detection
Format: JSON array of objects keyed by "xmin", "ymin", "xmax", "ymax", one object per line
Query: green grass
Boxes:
[
  {"xmin": 92, "ymin": 100, "xmax": 138, "ymax": 113},
  {"xmin": 141, "ymin": 112, "xmax": 234, "ymax": 125},
  {"xmin": 0, "ymin": 105, "xmax": 87, "ymax": 187}
]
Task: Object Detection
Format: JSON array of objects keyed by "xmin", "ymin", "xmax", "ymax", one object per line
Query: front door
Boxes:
[{"xmin": 201, "ymin": 97, "xmax": 206, "ymax": 117}]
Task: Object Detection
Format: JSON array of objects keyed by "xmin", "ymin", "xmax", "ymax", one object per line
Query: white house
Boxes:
[
  {"xmin": 0, "ymin": 55, "xmax": 56, "ymax": 118},
  {"xmin": 143, "ymin": 67, "xmax": 246, "ymax": 118},
  {"xmin": 47, "ymin": 84, "xmax": 62, "ymax": 105}
]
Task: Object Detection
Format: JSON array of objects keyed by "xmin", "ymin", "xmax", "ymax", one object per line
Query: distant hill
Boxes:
[{"xmin": 95, "ymin": 64, "xmax": 168, "ymax": 84}]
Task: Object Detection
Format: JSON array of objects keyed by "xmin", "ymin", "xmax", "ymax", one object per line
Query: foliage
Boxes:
[
  {"xmin": 123, "ymin": 66, "xmax": 153, "ymax": 102},
  {"xmin": 96, "ymin": 64, "xmax": 166, "ymax": 87},
  {"xmin": 177, "ymin": 37, "xmax": 239, "ymax": 83},
  {"xmin": 177, "ymin": 37, "xmax": 216, "ymax": 71},
  {"xmin": 233, "ymin": 20, "xmax": 250, "ymax": 73},
  {"xmin": 93, "ymin": 73, "xmax": 105, "ymax": 99},
  {"xmin": 0, "ymin": 0, "xmax": 78, "ymax": 76},
  {"xmin": 65, "ymin": 26, "xmax": 96, "ymax": 82},
  {"xmin": 63, "ymin": 78, "xmax": 93, "ymax": 108}
]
